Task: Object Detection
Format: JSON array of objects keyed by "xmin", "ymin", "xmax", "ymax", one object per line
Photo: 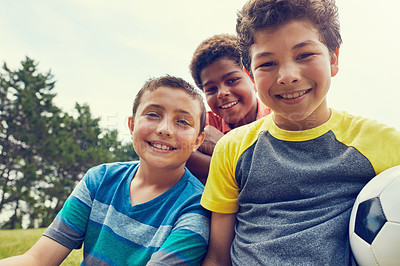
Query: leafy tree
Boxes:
[
  {"xmin": 0, "ymin": 57, "xmax": 57, "ymax": 229},
  {"xmin": 0, "ymin": 57, "xmax": 137, "ymax": 229}
]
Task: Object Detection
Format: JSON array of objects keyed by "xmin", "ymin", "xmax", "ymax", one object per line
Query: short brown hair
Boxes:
[
  {"xmin": 190, "ymin": 34, "xmax": 242, "ymax": 89},
  {"xmin": 237, "ymin": 0, "xmax": 342, "ymax": 76},
  {"xmin": 132, "ymin": 75, "xmax": 206, "ymax": 135}
]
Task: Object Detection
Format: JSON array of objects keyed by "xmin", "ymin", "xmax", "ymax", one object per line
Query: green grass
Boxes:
[{"xmin": 0, "ymin": 228, "xmax": 83, "ymax": 265}]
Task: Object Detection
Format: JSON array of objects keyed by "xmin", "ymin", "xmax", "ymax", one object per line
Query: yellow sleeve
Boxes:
[
  {"xmin": 334, "ymin": 112, "xmax": 400, "ymax": 174},
  {"xmin": 200, "ymin": 134, "xmax": 240, "ymax": 213},
  {"xmin": 200, "ymin": 117, "xmax": 268, "ymax": 213}
]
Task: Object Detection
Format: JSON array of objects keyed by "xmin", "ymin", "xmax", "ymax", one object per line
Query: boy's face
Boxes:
[
  {"xmin": 129, "ymin": 86, "xmax": 205, "ymax": 171},
  {"xmin": 200, "ymin": 57, "xmax": 258, "ymax": 127},
  {"xmin": 249, "ymin": 19, "xmax": 339, "ymax": 130}
]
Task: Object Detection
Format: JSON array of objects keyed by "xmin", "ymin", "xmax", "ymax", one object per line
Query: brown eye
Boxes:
[
  {"xmin": 262, "ymin": 62, "xmax": 275, "ymax": 67},
  {"xmin": 227, "ymin": 78, "xmax": 240, "ymax": 85},
  {"xmin": 177, "ymin": 119, "xmax": 190, "ymax": 126},
  {"xmin": 297, "ymin": 53, "xmax": 314, "ymax": 60},
  {"xmin": 145, "ymin": 112, "xmax": 160, "ymax": 119},
  {"xmin": 205, "ymin": 86, "xmax": 217, "ymax": 94}
]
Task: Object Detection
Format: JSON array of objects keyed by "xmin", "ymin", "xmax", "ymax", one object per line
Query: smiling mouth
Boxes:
[
  {"xmin": 220, "ymin": 101, "xmax": 239, "ymax": 109},
  {"xmin": 148, "ymin": 142, "xmax": 176, "ymax": 150},
  {"xmin": 278, "ymin": 89, "xmax": 311, "ymax": 99}
]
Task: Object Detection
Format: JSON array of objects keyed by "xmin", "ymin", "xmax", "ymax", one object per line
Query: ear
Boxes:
[
  {"xmin": 330, "ymin": 47, "xmax": 339, "ymax": 77},
  {"xmin": 128, "ymin": 116, "xmax": 134, "ymax": 134},
  {"xmin": 192, "ymin": 132, "xmax": 206, "ymax": 152}
]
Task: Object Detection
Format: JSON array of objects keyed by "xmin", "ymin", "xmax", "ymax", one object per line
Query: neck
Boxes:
[
  {"xmin": 135, "ymin": 161, "xmax": 185, "ymax": 187},
  {"xmin": 273, "ymin": 104, "xmax": 331, "ymax": 131},
  {"xmin": 129, "ymin": 163, "xmax": 185, "ymax": 206}
]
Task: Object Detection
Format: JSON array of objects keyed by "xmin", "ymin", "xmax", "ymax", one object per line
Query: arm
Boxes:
[
  {"xmin": 0, "ymin": 236, "xmax": 71, "ymax": 266},
  {"xmin": 198, "ymin": 126, "xmax": 225, "ymax": 155},
  {"xmin": 186, "ymin": 126, "xmax": 225, "ymax": 183},
  {"xmin": 202, "ymin": 212, "xmax": 236, "ymax": 266},
  {"xmin": 186, "ymin": 150, "xmax": 211, "ymax": 184},
  {"xmin": 0, "ymin": 169, "xmax": 96, "ymax": 266}
]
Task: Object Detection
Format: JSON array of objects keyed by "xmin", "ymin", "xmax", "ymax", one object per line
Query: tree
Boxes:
[
  {"xmin": 0, "ymin": 57, "xmax": 58, "ymax": 229},
  {"xmin": 0, "ymin": 57, "xmax": 137, "ymax": 229}
]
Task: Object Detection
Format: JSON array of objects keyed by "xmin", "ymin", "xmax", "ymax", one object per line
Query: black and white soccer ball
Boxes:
[{"xmin": 349, "ymin": 165, "xmax": 400, "ymax": 265}]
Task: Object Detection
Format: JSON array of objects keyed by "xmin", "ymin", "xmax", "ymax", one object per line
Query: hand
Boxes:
[{"xmin": 198, "ymin": 126, "xmax": 224, "ymax": 155}]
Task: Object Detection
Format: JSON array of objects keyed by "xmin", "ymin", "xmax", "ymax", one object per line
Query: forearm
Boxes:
[
  {"xmin": 202, "ymin": 212, "xmax": 235, "ymax": 266},
  {"xmin": 186, "ymin": 150, "xmax": 211, "ymax": 184},
  {"xmin": 0, "ymin": 236, "xmax": 71, "ymax": 266},
  {"xmin": 0, "ymin": 254, "xmax": 36, "ymax": 266},
  {"xmin": 202, "ymin": 254, "xmax": 232, "ymax": 266}
]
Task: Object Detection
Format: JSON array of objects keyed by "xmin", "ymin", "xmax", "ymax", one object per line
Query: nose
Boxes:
[
  {"xmin": 277, "ymin": 63, "xmax": 299, "ymax": 85},
  {"xmin": 157, "ymin": 118, "xmax": 172, "ymax": 137},
  {"xmin": 217, "ymin": 85, "xmax": 230, "ymax": 99}
]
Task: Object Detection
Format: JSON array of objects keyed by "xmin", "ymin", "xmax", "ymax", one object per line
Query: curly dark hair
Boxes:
[
  {"xmin": 236, "ymin": 0, "xmax": 342, "ymax": 77},
  {"xmin": 190, "ymin": 34, "xmax": 242, "ymax": 89},
  {"xmin": 132, "ymin": 75, "xmax": 206, "ymax": 135}
]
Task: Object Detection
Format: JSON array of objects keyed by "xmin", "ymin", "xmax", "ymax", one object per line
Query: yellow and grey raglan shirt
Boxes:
[{"xmin": 201, "ymin": 109, "xmax": 400, "ymax": 265}]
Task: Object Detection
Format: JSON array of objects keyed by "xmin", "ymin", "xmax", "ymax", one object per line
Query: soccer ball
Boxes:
[{"xmin": 349, "ymin": 165, "xmax": 400, "ymax": 266}]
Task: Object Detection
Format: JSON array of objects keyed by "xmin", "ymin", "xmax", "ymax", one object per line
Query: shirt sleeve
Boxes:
[
  {"xmin": 147, "ymin": 211, "xmax": 210, "ymax": 265},
  {"xmin": 43, "ymin": 171, "xmax": 94, "ymax": 249},
  {"xmin": 334, "ymin": 113, "xmax": 400, "ymax": 174},
  {"xmin": 200, "ymin": 135, "xmax": 240, "ymax": 214}
]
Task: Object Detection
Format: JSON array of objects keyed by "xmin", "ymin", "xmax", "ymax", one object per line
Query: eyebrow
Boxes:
[
  {"xmin": 254, "ymin": 40, "xmax": 319, "ymax": 59},
  {"xmin": 146, "ymin": 104, "xmax": 193, "ymax": 116},
  {"xmin": 293, "ymin": 40, "xmax": 319, "ymax": 50},
  {"xmin": 202, "ymin": 70, "xmax": 240, "ymax": 87}
]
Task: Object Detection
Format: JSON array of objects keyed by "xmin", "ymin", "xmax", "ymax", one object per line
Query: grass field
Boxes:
[{"xmin": 0, "ymin": 228, "xmax": 83, "ymax": 265}]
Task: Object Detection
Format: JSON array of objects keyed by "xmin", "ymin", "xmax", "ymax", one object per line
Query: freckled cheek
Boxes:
[
  {"xmin": 255, "ymin": 77, "xmax": 273, "ymax": 98},
  {"xmin": 134, "ymin": 122, "xmax": 157, "ymax": 137},
  {"xmin": 309, "ymin": 63, "xmax": 330, "ymax": 79},
  {"xmin": 254, "ymin": 71, "xmax": 273, "ymax": 86},
  {"xmin": 175, "ymin": 130, "xmax": 198, "ymax": 147}
]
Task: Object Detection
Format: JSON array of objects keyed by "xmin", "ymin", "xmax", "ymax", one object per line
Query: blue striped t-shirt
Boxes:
[{"xmin": 44, "ymin": 161, "xmax": 210, "ymax": 265}]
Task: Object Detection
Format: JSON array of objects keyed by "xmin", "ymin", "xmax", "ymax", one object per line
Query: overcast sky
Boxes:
[{"xmin": 1, "ymin": 0, "xmax": 399, "ymax": 143}]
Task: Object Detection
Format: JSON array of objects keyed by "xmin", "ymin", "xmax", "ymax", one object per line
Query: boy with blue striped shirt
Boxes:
[{"xmin": 0, "ymin": 75, "xmax": 210, "ymax": 265}]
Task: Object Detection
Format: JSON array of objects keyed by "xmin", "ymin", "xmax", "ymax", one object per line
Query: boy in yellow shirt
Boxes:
[{"xmin": 201, "ymin": 0, "xmax": 400, "ymax": 265}]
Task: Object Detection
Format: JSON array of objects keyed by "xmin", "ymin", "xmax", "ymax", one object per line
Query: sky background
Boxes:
[{"xmin": 1, "ymin": 0, "xmax": 399, "ymax": 144}]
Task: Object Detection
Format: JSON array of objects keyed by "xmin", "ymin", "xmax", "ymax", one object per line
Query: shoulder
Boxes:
[
  {"xmin": 206, "ymin": 111, "xmax": 231, "ymax": 133},
  {"xmin": 87, "ymin": 161, "xmax": 139, "ymax": 176},
  {"xmin": 217, "ymin": 116, "xmax": 269, "ymax": 147},
  {"xmin": 170, "ymin": 169, "xmax": 210, "ymax": 218},
  {"xmin": 332, "ymin": 109, "xmax": 400, "ymax": 173},
  {"xmin": 212, "ymin": 116, "xmax": 270, "ymax": 172},
  {"xmin": 83, "ymin": 161, "xmax": 139, "ymax": 190},
  {"xmin": 182, "ymin": 168, "xmax": 206, "ymax": 195},
  {"xmin": 206, "ymin": 111, "xmax": 222, "ymax": 126},
  {"xmin": 333, "ymin": 109, "xmax": 400, "ymax": 140}
]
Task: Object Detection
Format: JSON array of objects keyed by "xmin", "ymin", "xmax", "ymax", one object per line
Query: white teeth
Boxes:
[
  {"xmin": 221, "ymin": 101, "xmax": 238, "ymax": 109},
  {"xmin": 152, "ymin": 143, "xmax": 172, "ymax": 150},
  {"xmin": 281, "ymin": 90, "xmax": 308, "ymax": 99}
]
